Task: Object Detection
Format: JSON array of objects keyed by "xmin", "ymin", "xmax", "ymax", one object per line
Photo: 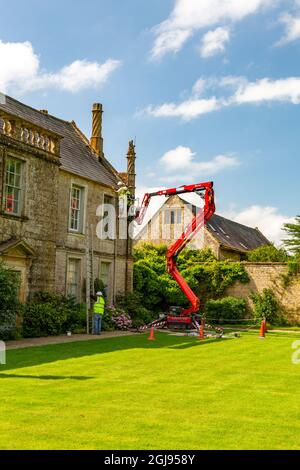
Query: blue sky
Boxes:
[{"xmin": 0, "ymin": 0, "xmax": 299, "ymax": 243}]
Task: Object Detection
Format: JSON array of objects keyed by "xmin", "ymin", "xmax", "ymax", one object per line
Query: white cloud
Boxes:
[
  {"xmin": 200, "ymin": 27, "xmax": 230, "ymax": 58},
  {"xmin": 192, "ymin": 78, "xmax": 207, "ymax": 96},
  {"xmin": 277, "ymin": 13, "xmax": 300, "ymax": 45},
  {"xmin": 160, "ymin": 146, "xmax": 195, "ymax": 170},
  {"xmin": 159, "ymin": 146, "xmax": 239, "ymax": 183},
  {"xmin": 232, "ymin": 77, "xmax": 300, "ymax": 104},
  {"xmin": 142, "ymin": 75, "xmax": 300, "ymax": 121},
  {"xmin": 0, "ymin": 39, "xmax": 121, "ymax": 94},
  {"xmin": 0, "ymin": 40, "xmax": 39, "ymax": 92},
  {"xmin": 223, "ymin": 205, "xmax": 294, "ymax": 246},
  {"xmin": 151, "ymin": 0, "xmax": 275, "ymax": 59},
  {"xmin": 145, "ymin": 97, "xmax": 220, "ymax": 120}
]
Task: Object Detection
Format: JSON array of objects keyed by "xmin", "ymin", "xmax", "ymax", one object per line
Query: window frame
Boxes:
[
  {"xmin": 69, "ymin": 183, "xmax": 85, "ymax": 234},
  {"xmin": 164, "ymin": 208, "xmax": 182, "ymax": 225},
  {"xmin": 66, "ymin": 257, "xmax": 81, "ymax": 301},
  {"xmin": 3, "ymin": 156, "xmax": 24, "ymax": 217},
  {"xmin": 99, "ymin": 260, "xmax": 112, "ymax": 298}
]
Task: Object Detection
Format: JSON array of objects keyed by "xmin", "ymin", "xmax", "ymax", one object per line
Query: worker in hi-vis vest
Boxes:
[{"xmin": 93, "ymin": 291, "xmax": 105, "ymax": 335}]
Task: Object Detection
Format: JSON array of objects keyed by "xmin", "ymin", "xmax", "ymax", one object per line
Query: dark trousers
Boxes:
[{"xmin": 93, "ymin": 314, "xmax": 102, "ymax": 335}]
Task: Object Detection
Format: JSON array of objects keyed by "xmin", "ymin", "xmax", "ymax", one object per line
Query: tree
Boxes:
[
  {"xmin": 283, "ymin": 216, "xmax": 300, "ymax": 255},
  {"xmin": 246, "ymin": 245, "xmax": 288, "ymax": 262}
]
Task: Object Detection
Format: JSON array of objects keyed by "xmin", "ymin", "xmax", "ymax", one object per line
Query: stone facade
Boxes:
[
  {"xmin": 226, "ymin": 263, "xmax": 300, "ymax": 323},
  {"xmin": 135, "ymin": 194, "xmax": 269, "ymax": 260},
  {"xmin": 0, "ymin": 96, "xmax": 134, "ymax": 304},
  {"xmin": 0, "ymin": 132, "xmax": 60, "ymax": 299},
  {"xmin": 55, "ymin": 170, "xmax": 131, "ymax": 304}
]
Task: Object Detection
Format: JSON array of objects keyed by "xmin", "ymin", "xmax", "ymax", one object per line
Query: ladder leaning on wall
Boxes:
[{"xmin": 85, "ymin": 225, "xmax": 95, "ymax": 334}]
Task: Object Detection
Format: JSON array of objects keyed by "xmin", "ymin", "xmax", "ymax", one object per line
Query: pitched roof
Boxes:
[
  {"xmin": 0, "ymin": 95, "xmax": 120, "ymax": 188},
  {"xmin": 206, "ymin": 214, "xmax": 270, "ymax": 252},
  {"xmin": 177, "ymin": 196, "xmax": 270, "ymax": 252},
  {"xmin": 136, "ymin": 194, "xmax": 270, "ymax": 252}
]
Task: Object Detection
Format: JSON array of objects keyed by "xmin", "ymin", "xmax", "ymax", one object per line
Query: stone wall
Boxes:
[
  {"xmin": 0, "ymin": 142, "xmax": 133, "ymax": 303},
  {"xmin": 0, "ymin": 139, "xmax": 59, "ymax": 294},
  {"xmin": 55, "ymin": 170, "xmax": 132, "ymax": 303},
  {"xmin": 226, "ymin": 263, "xmax": 300, "ymax": 323}
]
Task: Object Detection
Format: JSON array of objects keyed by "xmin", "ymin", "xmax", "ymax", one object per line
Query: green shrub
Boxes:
[
  {"xmin": 250, "ymin": 289, "xmax": 280, "ymax": 323},
  {"xmin": 246, "ymin": 245, "xmax": 288, "ymax": 262},
  {"xmin": 177, "ymin": 248, "xmax": 216, "ymax": 268},
  {"xmin": 22, "ymin": 292, "xmax": 86, "ymax": 338},
  {"xmin": 102, "ymin": 307, "xmax": 116, "ymax": 331},
  {"xmin": 116, "ymin": 291, "xmax": 155, "ymax": 326},
  {"xmin": 0, "ymin": 262, "xmax": 20, "ymax": 340},
  {"xmin": 205, "ymin": 297, "xmax": 247, "ymax": 322},
  {"xmin": 132, "ymin": 244, "xmax": 250, "ymax": 313}
]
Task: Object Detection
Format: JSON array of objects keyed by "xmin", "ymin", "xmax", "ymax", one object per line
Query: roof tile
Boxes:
[{"xmin": 0, "ymin": 95, "xmax": 119, "ymax": 188}]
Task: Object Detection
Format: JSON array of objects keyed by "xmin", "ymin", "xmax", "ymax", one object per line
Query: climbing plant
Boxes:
[{"xmin": 132, "ymin": 243, "xmax": 249, "ymax": 314}]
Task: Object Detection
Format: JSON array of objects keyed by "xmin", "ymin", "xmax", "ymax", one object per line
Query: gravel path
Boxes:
[{"xmin": 6, "ymin": 331, "xmax": 138, "ymax": 350}]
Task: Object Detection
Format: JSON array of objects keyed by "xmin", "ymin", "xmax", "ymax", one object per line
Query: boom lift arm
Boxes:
[{"xmin": 135, "ymin": 182, "xmax": 215, "ymax": 317}]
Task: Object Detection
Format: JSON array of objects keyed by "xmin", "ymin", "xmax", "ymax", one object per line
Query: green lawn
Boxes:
[{"xmin": 1, "ymin": 331, "xmax": 300, "ymax": 450}]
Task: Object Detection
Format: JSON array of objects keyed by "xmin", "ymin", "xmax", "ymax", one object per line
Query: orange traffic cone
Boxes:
[
  {"xmin": 263, "ymin": 319, "xmax": 267, "ymax": 334},
  {"xmin": 199, "ymin": 318, "xmax": 205, "ymax": 340},
  {"xmin": 148, "ymin": 327, "xmax": 155, "ymax": 341},
  {"xmin": 259, "ymin": 320, "xmax": 265, "ymax": 339},
  {"xmin": 199, "ymin": 325, "xmax": 205, "ymax": 340}
]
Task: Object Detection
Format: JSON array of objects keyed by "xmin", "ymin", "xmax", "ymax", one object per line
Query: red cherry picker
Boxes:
[{"xmin": 134, "ymin": 181, "xmax": 223, "ymax": 336}]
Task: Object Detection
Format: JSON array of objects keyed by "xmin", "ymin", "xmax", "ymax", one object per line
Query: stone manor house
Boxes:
[{"xmin": 0, "ymin": 95, "xmax": 136, "ymax": 303}]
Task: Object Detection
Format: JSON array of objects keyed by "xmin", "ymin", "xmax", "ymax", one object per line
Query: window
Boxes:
[
  {"xmin": 69, "ymin": 185, "xmax": 84, "ymax": 232},
  {"xmin": 192, "ymin": 205, "xmax": 201, "ymax": 217},
  {"xmin": 176, "ymin": 209, "xmax": 182, "ymax": 224},
  {"xmin": 67, "ymin": 258, "xmax": 81, "ymax": 299},
  {"xmin": 164, "ymin": 210, "xmax": 170, "ymax": 224},
  {"xmin": 4, "ymin": 158, "xmax": 23, "ymax": 215},
  {"xmin": 164, "ymin": 209, "xmax": 182, "ymax": 225},
  {"xmin": 100, "ymin": 261, "xmax": 111, "ymax": 297}
]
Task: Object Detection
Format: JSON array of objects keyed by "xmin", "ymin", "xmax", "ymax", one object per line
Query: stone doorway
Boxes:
[{"xmin": 0, "ymin": 239, "xmax": 35, "ymax": 302}]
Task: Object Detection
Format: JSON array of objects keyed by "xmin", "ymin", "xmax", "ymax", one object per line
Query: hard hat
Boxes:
[{"xmin": 96, "ymin": 291, "xmax": 103, "ymax": 296}]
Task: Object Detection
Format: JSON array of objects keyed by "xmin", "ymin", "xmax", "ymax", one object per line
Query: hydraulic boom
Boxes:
[{"xmin": 135, "ymin": 182, "xmax": 215, "ymax": 323}]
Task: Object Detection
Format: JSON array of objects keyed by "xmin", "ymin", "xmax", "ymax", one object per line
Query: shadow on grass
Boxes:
[
  {"xmin": 0, "ymin": 373, "xmax": 94, "ymax": 380},
  {"xmin": 0, "ymin": 332, "xmax": 234, "ymax": 372}
]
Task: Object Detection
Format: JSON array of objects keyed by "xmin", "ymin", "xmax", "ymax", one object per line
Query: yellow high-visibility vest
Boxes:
[{"xmin": 93, "ymin": 296, "xmax": 105, "ymax": 315}]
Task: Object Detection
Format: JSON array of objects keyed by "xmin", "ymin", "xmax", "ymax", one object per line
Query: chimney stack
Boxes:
[
  {"xmin": 127, "ymin": 140, "xmax": 136, "ymax": 196},
  {"xmin": 91, "ymin": 103, "xmax": 104, "ymax": 159}
]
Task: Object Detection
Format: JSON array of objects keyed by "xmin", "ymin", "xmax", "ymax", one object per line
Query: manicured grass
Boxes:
[{"xmin": 1, "ymin": 331, "xmax": 300, "ymax": 450}]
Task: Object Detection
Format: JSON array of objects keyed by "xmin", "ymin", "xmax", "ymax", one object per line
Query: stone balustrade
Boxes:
[{"xmin": 2, "ymin": 116, "xmax": 60, "ymax": 156}]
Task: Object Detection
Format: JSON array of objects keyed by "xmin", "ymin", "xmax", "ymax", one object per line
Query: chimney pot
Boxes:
[
  {"xmin": 90, "ymin": 103, "xmax": 104, "ymax": 159},
  {"xmin": 126, "ymin": 140, "xmax": 136, "ymax": 196},
  {"xmin": 40, "ymin": 109, "xmax": 48, "ymax": 115}
]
